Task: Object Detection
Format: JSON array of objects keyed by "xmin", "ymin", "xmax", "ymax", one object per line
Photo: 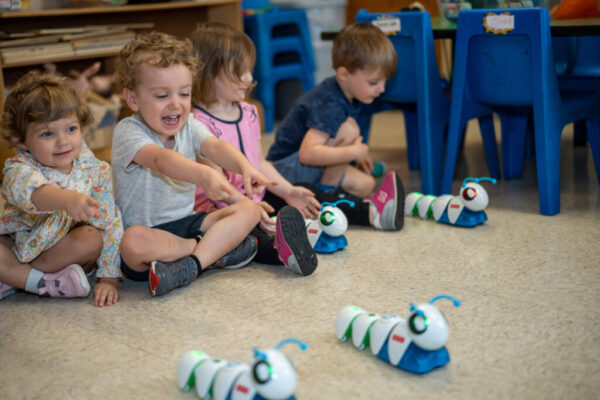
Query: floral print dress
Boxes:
[{"xmin": 1, "ymin": 144, "xmax": 123, "ymax": 279}]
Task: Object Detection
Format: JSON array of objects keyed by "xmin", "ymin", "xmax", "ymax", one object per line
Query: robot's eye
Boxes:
[
  {"xmin": 252, "ymin": 360, "xmax": 272, "ymax": 384},
  {"xmin": 462, "ymin": 187, "xmax": 477, "ymax": 201},
  {"xmin": 320, "ymin": 210, "xmax": 335, "ymax": 226},
  {"xmin": 408, "ymin": 313, "xmax": 429, "ymax": 334}
]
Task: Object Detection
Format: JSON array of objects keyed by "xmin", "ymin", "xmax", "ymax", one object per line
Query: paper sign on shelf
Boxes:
[{"xmin": 483, "ymin": 12, "xmax": 515, "ymax": 34}]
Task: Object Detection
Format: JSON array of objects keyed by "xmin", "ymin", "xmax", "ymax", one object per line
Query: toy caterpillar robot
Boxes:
[
  {"xmin": 405, "ymin": 177, "xmax": 497, "ymax": 227},
  {"xmin": 306, "ymin": 200, "xmax": 354, "ymax": 253},
  {"xmin": 177, "ymin": 338, "xmax": 307, "ymax": 400},
  {"xmin": 335, "ymin": 295, "xmax": 460, "ymax": 374}
]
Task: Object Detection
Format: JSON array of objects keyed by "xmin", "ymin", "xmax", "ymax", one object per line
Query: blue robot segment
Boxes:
[
  {"xmin": 178, "ymin": 338, "xmax": 307, "ymax": 400},
  {"xmin": 405, "ymin": 177, "xmax": 496, "ymax": 227},
  {"xmin": 335, "ymin": 295, "xmax": 460, "ymax": 374}
]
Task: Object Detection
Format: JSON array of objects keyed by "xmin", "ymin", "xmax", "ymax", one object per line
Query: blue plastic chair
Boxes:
[
  {"xmin": 441, "ymin": 8, "xmax": 600, "ymax": 215},
  {"xmin": 243, "ymin": 0, "xmax": 316, "ymax": 132},
  {"xmin": 355, "ymin": 9, "xmax": 500, "ymax": 195}
]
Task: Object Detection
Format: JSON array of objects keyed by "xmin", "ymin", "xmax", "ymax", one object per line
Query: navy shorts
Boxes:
[
  {"xmin": 271, "ymin": 151, "xmax": 324, "ymax": 185},
  {"xmin": 121, "ymin": 212, "xmax": 209, "ymax": 281}
]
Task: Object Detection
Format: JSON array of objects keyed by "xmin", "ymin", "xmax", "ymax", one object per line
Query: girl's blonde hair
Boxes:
[
  {"xmin": 191, "ymin": 22, "xmax": 256, "ymax": 106},
  {"xmin": 333, "ymin": 23, "xmax": 398, "ymax": 79},
  {"xmin": 115, "ymin": 31, "xmax": 199, "ymax": 92},
  {"xmin": 1, "ymin": 71, "xmax": 92, "ymax": 146}
]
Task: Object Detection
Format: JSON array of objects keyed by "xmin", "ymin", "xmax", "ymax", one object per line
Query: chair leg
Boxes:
[
  {"xmin": 585, "ymin": 116, "xmax": 600, "ymax": 184},
  {"xmin": 498, "ymin": 110, "xmax": 528, "ymax": 179},
  {"xmin": 534, "ymin": 124, "xmax": 562, "ymax": 216},
  {"xmin": 479, "ymin": 115, "xmax": 501, "ymax": 181},
  {"xmin": 573, "ymin": 119, "xmax": 588, "ymax": 147},
  {"xmin": 403, "ymin": 109, "xmax": 420, "ymax": 171}
]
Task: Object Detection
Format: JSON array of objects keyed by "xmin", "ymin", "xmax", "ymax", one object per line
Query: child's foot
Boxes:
[
  {"xmin": 209, "ymin": 235, "xmax": 258, "ymax": 270},
  {"xmin": 38, "ymin": 264, "xmax": 91, "ymax": 298},
  {"xmin": 0, "ymin": 282, "xmax": 17, "ymax": 300},
  {"xmin": 274, "ymin": 206, "xmax": 318, "ymax": 276},
  {"xmin": 149, "ymin": 257, "xmax": 198, "ymax": 297},
  {"xmin": 365, "ymin": 171, "xmax": 405, "ymax": 231}
]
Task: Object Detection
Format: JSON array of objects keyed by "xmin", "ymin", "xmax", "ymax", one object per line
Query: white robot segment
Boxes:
[{"xmin": 351, "ymin": 312, "xmax": 380, "ymax": 350}]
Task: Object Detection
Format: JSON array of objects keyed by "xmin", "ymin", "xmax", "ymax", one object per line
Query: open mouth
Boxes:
[{"xmin": 162, "ymin": 115, "xmax": 181, "ymax": 126}]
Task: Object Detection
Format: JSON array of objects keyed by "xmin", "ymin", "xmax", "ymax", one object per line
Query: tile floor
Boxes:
[{"xmin": 1, "ymin": 111, "xmax": 599, "ymax": 399}]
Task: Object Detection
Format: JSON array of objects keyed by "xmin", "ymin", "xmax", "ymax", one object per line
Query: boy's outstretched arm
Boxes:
[
  {"xmin": 298, "ymin": 128, "xmax": 369, "ymax": 167},
  {"xmin": 133, "ymin": 144, "xmax": 234, "ymax": 201},
  {"xmin": 200, "ymin": 137, "xmax": 275, "ymax": 199}
]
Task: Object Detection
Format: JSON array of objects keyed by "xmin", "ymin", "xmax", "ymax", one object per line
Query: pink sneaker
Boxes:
[
  {"xmin": 365, "ymin": 171, "xmax": 405, "ymax": 231},
  {"xmin": 38, "ymin": 264, "xmax": 91, "ymax": 298},
  {"xmin": 0, "ymin": 282, "xmax": 17, "ymax": 300},
  {"xmin": 274, "ymin": 206, "xmax": 318, "ymax": 276}
]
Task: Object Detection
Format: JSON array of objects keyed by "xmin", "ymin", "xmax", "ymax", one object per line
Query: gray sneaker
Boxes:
[
  {"xmin": 148, "ymin": 257, "xmax": 198, "ymax": 297},
  {"xmin": 209, "ymin": 235, "xmax": 258, "ymax": 270}
]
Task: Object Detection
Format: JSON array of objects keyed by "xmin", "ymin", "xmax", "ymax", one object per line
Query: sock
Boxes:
[
  {"xmin": 189, "ymin": 254, "xmax": 203, "ymax": 275},
  {"xmin": 25, "ymin": 268, "xmax": 44, "ymax": 294},
  {"xmin": 316, "ymin": 182, "xmax": 336, "ymax": 192}
]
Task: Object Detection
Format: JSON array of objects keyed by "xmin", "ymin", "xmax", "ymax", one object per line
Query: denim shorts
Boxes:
[
  {"xmin": 271, "ymin": 151, "xmax": 324, "ymax": 185},
  {"xmin": 120, "ymin": 212, "xmax": 209, "ymax": 281}
]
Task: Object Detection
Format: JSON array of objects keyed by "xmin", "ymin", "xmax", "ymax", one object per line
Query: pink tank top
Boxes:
[{"xmin": 193, "ymin": 102, "xmax": 263, "ymax": 212}]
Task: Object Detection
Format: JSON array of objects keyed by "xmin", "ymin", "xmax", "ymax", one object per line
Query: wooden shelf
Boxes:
[
  {"xmin": 0, "ymin": 0, "xmax": 242, "ymax": 108},
  {"xmin": 0, "ymin": 0, "xmax": 240, "ymax": 18}
]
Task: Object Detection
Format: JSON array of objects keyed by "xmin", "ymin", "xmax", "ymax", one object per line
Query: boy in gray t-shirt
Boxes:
[{"xmin": 112, "ymin": 32, "xmax": 271, "ymax": 297}]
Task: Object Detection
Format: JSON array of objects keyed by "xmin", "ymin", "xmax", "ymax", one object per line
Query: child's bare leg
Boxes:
[
  {"xmin": 0, "ymin": 227, "xmax": 102, "ymax": 296},
  {"xmin": 340, "ymin": 165, "xmax": 376, "ymax": 198},
  {"xmin": 120, "ymin": 226, "xmax": 197, "ymax": 272},
  {"xmin": 320, "ymin": 117, "xmax": 375, "ymax": 196},
  {"xmin": 194, "ymin": 199, "xmax": 261, "ymax": 267},
  {"xmin": 31, "ymin": 225, "xmax": 103, "ymax": 273},
  {"xmin": 0, "ymin": 236, "xmax": 30, "ymax": 288}
]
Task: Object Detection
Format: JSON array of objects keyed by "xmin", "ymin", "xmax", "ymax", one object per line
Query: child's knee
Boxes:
[
  {"xmin": 334, "ymin": 117, "xmax": 361, "ymax": 146},
  {"xmin": 121, "ymin": 225, "xmax": 152, "ymax": 259},
  {"xmin": 72, "ymin": 225, "xmax": 103, "ymax": 260},
  {"xmin": 240, "ymin": 199, "xmax": 262, "ymax": 224}
]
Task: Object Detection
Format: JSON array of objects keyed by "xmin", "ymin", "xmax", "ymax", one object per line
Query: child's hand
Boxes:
[
  {"xmin": 94, "ymin": 278, "xmax": 119, "ymax": 307},
  {"xmin": 284, "ymin": 186, "xmax": 321, "ymax": 218},
  {"xmin": 202, "ymin": 168, "xmax": 235, "ymax": 201},
  {"xmin": 258, "ymin": 201, "xmax": 276, "ymax": 236},
  {"xmin": 241, "ymin": 166, "xmax": 276, "ymax": 199},
  {"xmin": 357, "ymin": 155, "xmax": 374, "ymax": 174},
  {"xmin": 350, "ymin": 136, "xmax": 370, "ymax": 163},
  {"xmin": 66, "ymin": 192, "xmax": 100, "ymax": 222}
]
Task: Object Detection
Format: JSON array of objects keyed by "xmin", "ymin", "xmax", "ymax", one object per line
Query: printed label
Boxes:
[
  {"xmin": 484, "ymin": 12, "xmax": 515, "ymax": 34},
  {"xmin": 372, "ymin": 17, "xmax": 402, "ymax": 34}
]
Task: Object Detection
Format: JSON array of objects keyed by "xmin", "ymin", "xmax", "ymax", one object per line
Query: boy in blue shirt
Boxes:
[{"xmin": 267, "ymin": 23, "xmax": 404, "ymax": 231}]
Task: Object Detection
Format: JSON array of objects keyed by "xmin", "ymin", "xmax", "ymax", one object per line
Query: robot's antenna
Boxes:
[
  {"xmin": 462, "ymin": 177, "xmax": 497, "ymax": 187},
  {"xmin": 253, "ymin": 348, "xmax": 268, "ymax": 361},
  {"xmin": 429, "ymin": 295, "xmax": 461, "ymax": 307},
  {"xmin": 409, "ymin": 303, "xmax": 425, "ymax": 316},
  {"xmin": 320, "ymin": 200, "xmax": 355, "ymax": 211},
  {"xmin": 274, "ymin": 338, "xmax": 308, "ymax": 352}
]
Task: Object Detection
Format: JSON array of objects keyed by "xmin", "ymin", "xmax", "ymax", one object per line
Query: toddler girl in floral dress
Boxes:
[{"xmin": 0, "ymin": 71, "xmax": 123, "ymax": 307}]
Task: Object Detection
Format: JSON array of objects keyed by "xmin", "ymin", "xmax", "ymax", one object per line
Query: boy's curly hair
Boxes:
[
  {"xmin": 115, "ymin": 31, "xmax": 199, "ymax": 92},
  {"xmin": 1, "ymin": 71, "xmax": 92, "ymax": 146},
  {"xmin": 191, "ymin": 22, "xmax": 256, "ymax": 106},
  {"xmin": 332, "ymin": 23, "xmax": 398, "ymax": 79}
]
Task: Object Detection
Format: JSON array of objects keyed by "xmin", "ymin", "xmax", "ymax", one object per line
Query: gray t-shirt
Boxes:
[{"xmin": 112, "ymin": 114, "xmax": 212, "ymax": 229}]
